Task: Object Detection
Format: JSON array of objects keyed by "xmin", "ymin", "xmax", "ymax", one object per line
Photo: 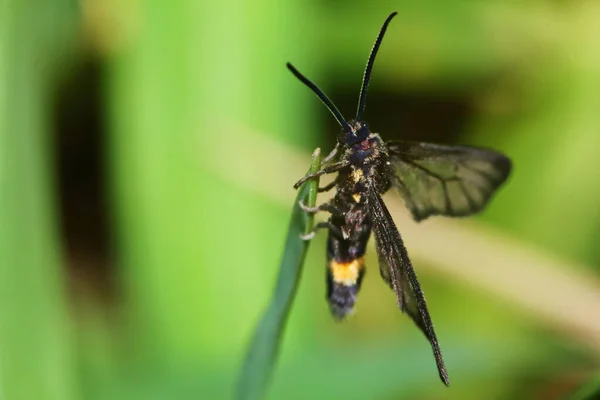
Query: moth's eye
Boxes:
[
  {"xmin": 356, "ymin": 124, "xmax": 370, "ymax": 140},
  {"xmin": 338, "ymin": 128, "xmax": 357, "ymax": 144}
]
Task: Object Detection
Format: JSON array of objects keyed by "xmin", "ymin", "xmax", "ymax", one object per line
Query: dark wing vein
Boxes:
[
  {"xmin": 367, "ymin": 185, "xmax": 449, "ymax": 386},
  {"xmin": 386, "ymin": 141, "xmax": 512, "ymax": 222}
]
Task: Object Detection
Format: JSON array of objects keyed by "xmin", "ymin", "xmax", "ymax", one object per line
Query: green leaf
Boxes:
[{"xmin": 235, "ymin": 148, "xmax": 322, "ymax": 400}]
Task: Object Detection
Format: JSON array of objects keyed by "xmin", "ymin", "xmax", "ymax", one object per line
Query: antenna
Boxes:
[
  {"xmin": 287, "ymin": 63, "xmax": 351, "ymax": 132},
  {"xmin": 356, "ymin": 12, "xmax": 398, "ymax": 121}
]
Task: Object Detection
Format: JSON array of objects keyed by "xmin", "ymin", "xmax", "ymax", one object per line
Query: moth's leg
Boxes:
[
  {"xmin": 293, "ymin": 160, "xmax": 349, "ymax": 189},
  {"xmin": 317, "ymin": 180, "xmax": 337, "ymax": 193},
  {"xmin": 300, "ymin": 221, "xmax": 343, "ymax": 241},
  {"xmin": 321, "ymin": 144, "xmax": 340, "ymax": 164},
  {"xmin": 298, "ymin": 200, "xmax": 341, "ymax": 215}
]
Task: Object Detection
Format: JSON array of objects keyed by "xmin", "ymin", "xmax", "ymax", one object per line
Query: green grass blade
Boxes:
[{"xmin": 236, "ymin": 148, "xmax": 322, "ymax": 400}]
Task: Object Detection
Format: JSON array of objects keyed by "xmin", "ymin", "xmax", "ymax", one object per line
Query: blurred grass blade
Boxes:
[
  {"xmin": 0, "ymin": 1, "xmax": 77, "ymax": 399},
  {"xmin": 566, "ymin": 373, "xmax": 600, "ymax": 400},
  {"xmin": 236, "ymin": 148, "xmax": 322, "ymax": 400}
]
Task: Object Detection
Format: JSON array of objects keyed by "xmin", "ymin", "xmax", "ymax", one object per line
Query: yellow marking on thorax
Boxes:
[
  {"xmin": 329, "ymin": 258, "xmax": 365, "ymax": 286},
  {"xmin": 351, "ymin": 168, "xmax": 364, "ymax": 203},
  {"xmin": 351, "ymin": 168, "xmax": 363, "ymax": 183}
]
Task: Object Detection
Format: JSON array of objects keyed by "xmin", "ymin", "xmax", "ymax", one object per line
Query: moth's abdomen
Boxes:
[{"xmin": 326, "ymin": 258, "xmax": 366, "ymax": 319}]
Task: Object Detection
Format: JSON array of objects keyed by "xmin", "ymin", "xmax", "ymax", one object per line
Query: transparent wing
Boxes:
[
  {"xmin": 386, "ymin": 141, "xmax": 511, "ymax": 222},
  {"xmin": 367, "ymin": 186, "xmax": 449, "ymax": 386}
]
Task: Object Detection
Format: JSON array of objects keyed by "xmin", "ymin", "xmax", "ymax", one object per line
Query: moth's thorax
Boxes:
[{"xmin": 343, "ymin": 132, "xmax": 386, "ymax": 166}]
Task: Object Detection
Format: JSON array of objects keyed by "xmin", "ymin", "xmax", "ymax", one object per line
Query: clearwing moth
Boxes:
[{"xmin": 288, "ymin": 11, "xmax": 512, "ymax": 386}]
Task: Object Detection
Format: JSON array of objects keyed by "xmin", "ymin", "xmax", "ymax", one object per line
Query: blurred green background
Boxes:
[{"xmin": 2, "ymin": 1, "xmax": 600, "ymax": 399}]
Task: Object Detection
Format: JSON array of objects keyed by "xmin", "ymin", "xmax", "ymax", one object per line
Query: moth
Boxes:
[{"xmin": 288, "ymin": 12, "xmax": 512, "ymax": 385}]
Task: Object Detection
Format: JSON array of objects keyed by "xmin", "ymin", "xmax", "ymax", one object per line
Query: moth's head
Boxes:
[
  {"xmin": 338, "ymin": 120, "xmax": 370, "ymax": 146},
  {"xmin": 286, "ymin": 11, "xmax": 397, "ymax": 148}
]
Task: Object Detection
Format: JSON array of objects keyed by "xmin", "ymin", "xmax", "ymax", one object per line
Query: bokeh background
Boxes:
[{"xmin": 2, "ymin": 1, "xmax": 600, "ymax": 399}]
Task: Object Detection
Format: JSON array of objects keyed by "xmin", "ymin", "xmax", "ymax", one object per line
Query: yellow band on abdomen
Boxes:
[{"xmin": 329, "ymin": 258, "xmax": 365, "ymax": 286}]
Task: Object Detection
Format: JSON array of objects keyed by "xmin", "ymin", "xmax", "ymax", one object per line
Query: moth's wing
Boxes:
[
  {"xmin": 386, "ymin": 141, "xmax": 511, "ymax": 222},
  {"xmin": 367, "ymin": 186, "xmax": 449, "ymax": 386}
]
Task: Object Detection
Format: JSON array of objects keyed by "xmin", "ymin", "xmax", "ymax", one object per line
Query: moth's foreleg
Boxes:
[
  {"xmin": 321, "ymin": 144, "xmax": 340, "ymax": 164},
  {"xmin": 293, "ymin": 160, "xmax": 349, "ymax": 189},
  {"xmin": 300, "ymin": 221, "xmax": 343, "ymax": 241}
]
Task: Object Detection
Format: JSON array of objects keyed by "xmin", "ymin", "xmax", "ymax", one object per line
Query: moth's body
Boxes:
[
  {"xmin": 287, "ymin": 11, "xmax": 511, "ymax": 386},
  {"xmin": 326, "ymin": 131, "xmax": 390, "ymax": 317}
]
